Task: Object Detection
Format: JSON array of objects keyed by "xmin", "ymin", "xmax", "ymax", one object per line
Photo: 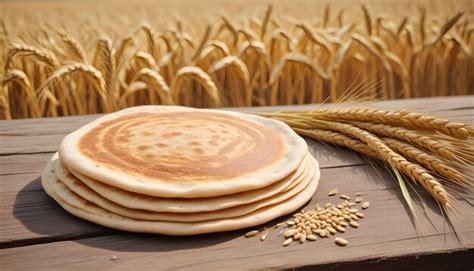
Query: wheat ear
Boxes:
[
  {"xmin": 310, "ymin": 108, "xmax": 473, "ymax": 139},
  {"xmin": 350, "ymin": 121, "xmax": 469, "ymax": 163},
  {"xmin": 382, "ymin": 137, "xmax": 468, "ymax": 188},
  {"xmin": 294, "ymin": 128, "xmax": 378, "ymax": 158}
]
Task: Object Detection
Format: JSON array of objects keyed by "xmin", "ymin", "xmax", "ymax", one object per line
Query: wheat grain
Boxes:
[
  {"xmin": 245, "ymin": 230, "xmax": 259, "ymax": 237},
  {"xmin": 328, "ymin": 188, "xmax": 338, "ymax": 196},
  {"xmin": 283, "ymin": 238, "xmax": 293, "ymax": 246},
  {"xmin": 335, "ymin": 237, "xmax": 348, "ymax": 246}
]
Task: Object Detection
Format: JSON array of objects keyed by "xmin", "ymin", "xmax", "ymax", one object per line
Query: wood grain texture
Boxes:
[{"xmin": 0, "ymin": 96, "xmax": 473, "ymax": 270}]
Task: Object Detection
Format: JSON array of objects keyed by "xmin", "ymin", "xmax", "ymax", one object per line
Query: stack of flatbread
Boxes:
[{"xmin": 42, "ymin": 106, "xmax": 320, "ymax": 235}]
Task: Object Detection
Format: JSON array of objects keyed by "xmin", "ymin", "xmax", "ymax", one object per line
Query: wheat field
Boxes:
[{"xmin": 1, "ymin": 0, "xmax": 472, "ymax": 119}]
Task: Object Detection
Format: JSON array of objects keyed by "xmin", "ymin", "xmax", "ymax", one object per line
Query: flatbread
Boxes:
[
  {"xmin": 59, "ymin": 106, "xmax": 308, "ymax": 198},
  {"xmin": 52, "ymin": 153, "xmax": 316, "ymax": 222},
  {"xmin": 61, "ymin": 154, "xmax": 312, "ymax": 213},
  {"xmin": 42, "ymin": 154, "xmax": 320, "ymax": 235}
]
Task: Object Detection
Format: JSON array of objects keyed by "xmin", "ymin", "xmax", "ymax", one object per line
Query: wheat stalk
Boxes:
[
  {"xmin": 310, "ymin": 108, "xmax": 473, "ymax": 139},
  {"xmin": 382, "ymin": 137, "xmax": 469, "ymax": 188},
  {"xmin": 349, "ymin": 121, "xmax": 471, "ymax": 163},
  {"xmin": 114, "ymin": 37, "xmax": 135, "ymax": 70},
  {"xmin": 137, "ymin": 68, "xmax": 172, "ymax": 104},
  {"xmin": 209, "ymin": 55, "xmax": 251, "ymax": 106},
  {"xmin": 92, "ymin": 37, "xmax": 116, "ymax": 90},
  {"xmin": 294, "ymin": 128, "xmax": 378, "ymax": 158},
  {"xmin": 5, "ymin": 42, "xmax": 58, "ymax": 70},
  {"xmin": 3, "ymin": 69, "xmax": 41, "ymax": 117},
  {"xmin": 171, "ymin": 66, "xmax": 221, "ymax": 107}
]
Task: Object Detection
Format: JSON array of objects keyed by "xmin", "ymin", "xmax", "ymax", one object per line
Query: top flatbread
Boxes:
[{"xmin": 59, "ymin": 106, "xmax": 308, "ymax": 198}]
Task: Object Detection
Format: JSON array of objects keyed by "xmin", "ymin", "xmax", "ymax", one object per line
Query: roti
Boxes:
[
  {"xmin": 60, "ymin": 154, "xmax": 312, "ymax": 213},
  {"xmin": 51, "ymin": 153, "xmax": 317, "ymax": 222},
  {"xmin": 59, "ymin": 106, "xmax": 308, "ymax": 198},
  {"xmin": 42, "ymin": 154, "xmax": 320, "ymax": 235}
]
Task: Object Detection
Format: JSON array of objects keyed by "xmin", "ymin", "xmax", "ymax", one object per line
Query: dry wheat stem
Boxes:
[
  {"xmin": 309, "ymin": 108, "xmax": 473, "ymax": 139},
  {"xmin": 6, "ymin": 42, "xmax": 58, "ymax": 71},
  {"xmin": 349, "ymin": 121, "xmax": 471, "ymax": 163},
  {"xmin": 294, "ymin": 128, "xmax": 379, "ymax": 159}
]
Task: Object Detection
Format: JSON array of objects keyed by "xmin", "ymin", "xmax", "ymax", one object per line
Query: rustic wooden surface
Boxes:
[{"xmin": 0, "ymin": 96, "xmax": 473, "ymax": 270}]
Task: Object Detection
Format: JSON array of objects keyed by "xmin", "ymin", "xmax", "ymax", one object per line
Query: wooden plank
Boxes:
[
  {"xmin": 1, "ymin": 163, "xmax": 472, "ymax": 270},
  {"xmin": 0, "ymin": 153, "xmax": 54, "ymax": 176},
  {"xmin": 1, "ymin": 96, "xmax": 472, "ymax": 155},
  {"xmin": 2, "ymin": 233, "xmax": 472, "ymax": 270},
  {"xmin": 0, "ymin": 173, "xmax": 113, "ymax": 247}
]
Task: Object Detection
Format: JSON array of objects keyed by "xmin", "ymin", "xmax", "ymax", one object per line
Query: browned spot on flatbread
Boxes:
[
  {"xmin": 156, "ymin": 143, "xmax": 168, "ymax": 148},
  {"xmin": 143, "ymin": 153, "xmax": 155, "ymax": 158},
  {"xmin": 137, "ymin": 145, "xmax": 150, "ymax": 151},
  {"xmin": 117, "ymin": 136, "xmax": 130, "ymax": 143},
  {"xmin": 193, "ymin": 148, "xmax": 204, "ymax": 154},
  {"xmin": 161, "ymin": 132, "xmax": 182, "ymax": 138},
  {"xmin": 208, "ymin": 140, "xmax": 218, "ymax": 146},
  {"xmin": 188, "ymin": 141, "xmax": 201, "ymax": 146}
]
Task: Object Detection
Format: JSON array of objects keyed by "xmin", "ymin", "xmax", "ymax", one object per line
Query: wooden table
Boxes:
[{"xmin": 1, "ymin": 96, "xmax": 473, "ymax": 270}]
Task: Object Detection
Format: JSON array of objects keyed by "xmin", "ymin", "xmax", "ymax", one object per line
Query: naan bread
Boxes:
[
  {"xmin": 52, "ymin": 153, "xmax": 317, "ymax": 222},
  {"xmin": 59, "ymin": 106, "xmax": 308, "ymax": 198},
  {"xmin": 60, "ymin": 154, "xmax": 312, "ymax": 213},
  {"xmin": 42, "ymin": 154, "xmax": 320, "ymax": 235}
]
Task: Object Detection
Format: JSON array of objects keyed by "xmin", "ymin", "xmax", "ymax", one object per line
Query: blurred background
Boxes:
[{"xmin": 1, "ymin": 0, "xmax": 472, "ymax": 119}]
